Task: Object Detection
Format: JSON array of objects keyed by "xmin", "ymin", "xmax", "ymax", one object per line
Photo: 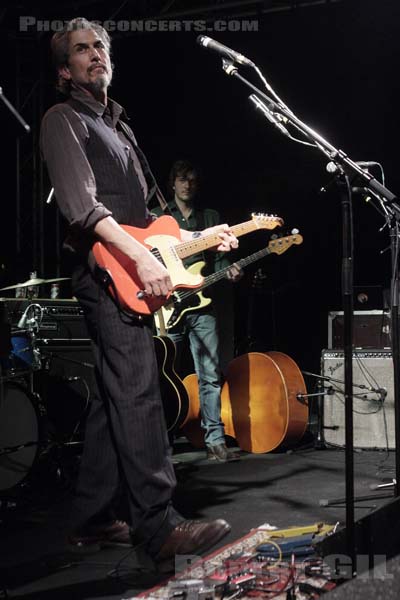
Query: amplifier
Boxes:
[
  {"xmin": 327, "ymin": 310, "xmax": 391, "ymax": 349},
  {"xmin": 321, "ymin": 349, "xmax": 394, "ymax": 449},
  {"xmin": 0, "ymin": 298, "xmax": 89, "ymax": 341}
]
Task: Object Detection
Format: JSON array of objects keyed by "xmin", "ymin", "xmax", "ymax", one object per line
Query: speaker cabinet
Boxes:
[
  {"xmin": 327, "ymin": 310, "xmax": 390, "ymax": 349},
  {"xmin": 321, "ymin": 349, "xmax": 394, "ymax": 449}
]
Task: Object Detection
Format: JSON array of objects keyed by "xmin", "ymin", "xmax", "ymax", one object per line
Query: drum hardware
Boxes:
[
  {"xmin": 0, "ymin": 304, "xmax": 92, "ymax": 497},
  {"xmin": 16, "ymin": 303, "xmax": 42, "ymax": 330},
  {"xmin": 0, "ymin": 304, "xmax": 42, "ymax": 380},
  {"xmin": 39, "ymin": 347, "xmax": 94, "ymax": 370},
  {"xmin": 298, "ymin": 371, "xmax": 333, "ymax": 450},
  {"xmin": 5, "ymin": 304, "xmax": 44, "ymax": 374},
  {"xmin": 0, "ymin": 300, "xmax": 88, "ymax": 502},
  {"xmin": 37, "ymin": 350, "xmax": 92, "ymax": 447},
  {"xmin": 0, "ymin": 348, "xmax": 91, "ymax": 497},
  {"xmin": 0, "ymin": 277, "xmax": 70, "ymax": 292},
  {"xmin": 0, "ymin": 441, "xmax": 39, "ymax": 457},
  {"xmin": 0, "ymin": 379, "xmax": 87, "ymax": 498},
  {"xmin": 0, "ymin": 383, "xmax": 42, "ymax": 494}
]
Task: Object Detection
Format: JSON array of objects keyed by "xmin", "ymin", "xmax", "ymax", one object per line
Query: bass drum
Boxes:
[
  {"xmin": 0, "ymin": 383, "xmax": 41, "ymax": 492},
  {"xmin": 1, "ymin": 332, "xmax": 36, "ymax": 375}
]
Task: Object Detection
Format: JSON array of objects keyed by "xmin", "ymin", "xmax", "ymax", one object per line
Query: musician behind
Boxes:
[
  {"xmin": 152, "ymin": 160, "xmax": 242, "ymax": 463},
  {"xmin": 40, "ymin": 17, "xmax": 239, "ymax": 567}
]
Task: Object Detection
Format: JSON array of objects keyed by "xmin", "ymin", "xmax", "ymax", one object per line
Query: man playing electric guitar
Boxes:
[
  {"xmin": 153, "ymin": 160, "xmax": 242, "ymax": 462},
  {"xmin": 40, "ymin": 20, "xmax": 240, "ymax": 569}
]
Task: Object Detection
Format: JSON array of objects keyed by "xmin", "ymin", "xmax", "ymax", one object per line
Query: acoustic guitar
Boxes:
[
  {"xmin": 182, "ymin": 352, "xmax": 308, "ymax": 453},
  {"xmin": 92, "ymin": 213, "xmax": 283, "ymax": 315},
  {"xmin": 154, "ymin": 232, "xmax": 303, "ymax": 331},
  {"xmin": 153, "ymin": 336, "xmax": 189, "ymax": 434},
  {"xmin": 153, "ymin": 309, "xmax": 189, "ymax": 434}
]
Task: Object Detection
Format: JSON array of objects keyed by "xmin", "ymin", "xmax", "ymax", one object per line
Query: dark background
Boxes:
[{"xmin": 1, "ymin": 0, "xmax": 399, "ymax": 375}]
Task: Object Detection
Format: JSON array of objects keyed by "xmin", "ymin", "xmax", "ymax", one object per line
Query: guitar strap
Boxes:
[{"xmin": 118, "ymin": 120, "xmax": 172, "ymax": 216}]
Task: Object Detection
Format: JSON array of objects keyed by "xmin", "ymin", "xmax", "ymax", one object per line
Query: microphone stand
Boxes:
[
  {"xmin": 216, "ymin": 57, "xmax": 399, "ymax": 576},
  {"xmin": 220, "ymin": 60, "xmax": 398, "ymax": 205},
  {"xmin": 0, "ymin": 85, "xmax": 30, "ymax": 133},
  {"xmin": 389, "ymin": 219, "xmax": 400, "ymax": 491}
]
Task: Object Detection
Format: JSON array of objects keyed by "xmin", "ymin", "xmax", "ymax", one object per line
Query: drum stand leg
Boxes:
[
  {"xmin": 319, "ymin": 476, "xmax": 397, "ymax": 506},
  {"xmin": 317, "ymin": 471, "xmax": 397, "ymax": 507},
  {"xmin": 315, "ymin": 377, "xmax": 327, "ymax": 449},
  {"xmin": 319, "ymin": 491, "xmax": 394, "ymax": 507},
  {"xmin": 300, "ymin": 371, "xmax": 333, "ymax": 449},
  {"xmin": 370, "ymin": 479, "xmax": 396, "ymax": 491},
  {"xmin": 304, "ymin": 369, "xmax": 397, "ymax": 506}
]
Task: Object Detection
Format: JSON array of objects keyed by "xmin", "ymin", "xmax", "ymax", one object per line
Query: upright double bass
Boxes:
[{"xmin": 182, "ymin": 351, "xmax": 308, "ymax": 453}]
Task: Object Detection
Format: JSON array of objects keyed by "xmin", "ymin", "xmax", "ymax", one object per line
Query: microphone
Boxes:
[
  {"xmin": 196, "ymin": 35, "xmax": 254, "ymax": 66},
  {"xmin": 17, "ymin": 303, "xmax": 41, "ymax": 330},
  {"xmin": 17, "ymin": 306, "xmax": 31, "ymax": 329},
  {"xmin": 249, "ymin": 94, "xmax": 290, "ymax": 138},
  {"xmin": 326, "ymin": 161, "xmax": 379, "ymax": 174}
]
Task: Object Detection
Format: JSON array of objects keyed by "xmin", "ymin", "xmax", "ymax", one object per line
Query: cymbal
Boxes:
[{"xmin": 0, "ymin": 277, "xmax": 70, "ymax": 291}]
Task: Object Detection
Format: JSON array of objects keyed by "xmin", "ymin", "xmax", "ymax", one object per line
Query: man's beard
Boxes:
[{"xmin": 84, "ymin": 73, "xmax": 112, "ymax": 98}]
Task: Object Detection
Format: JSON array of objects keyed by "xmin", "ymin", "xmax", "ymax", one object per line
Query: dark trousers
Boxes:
[{"xmin": 70, "ymin": 264, "xmax": 182, "ymax": 556}]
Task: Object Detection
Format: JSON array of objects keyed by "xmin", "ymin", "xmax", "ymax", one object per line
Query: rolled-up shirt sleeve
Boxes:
[{"xmin": 40, "ymin": 105, "xmax": 112, "ymax": 230}]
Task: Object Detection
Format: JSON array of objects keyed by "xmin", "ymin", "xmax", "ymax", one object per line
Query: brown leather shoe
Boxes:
[
  {"xmin": 154, "ymin": 519, "xmax": 230, "ymax": 570},
  {"xmin": 68, "ymin": 519, "xmax": 132, "ymax": 550},
  {"xmin": 207, "ymin": 443, "xmax": 241, "ymax": 462}
]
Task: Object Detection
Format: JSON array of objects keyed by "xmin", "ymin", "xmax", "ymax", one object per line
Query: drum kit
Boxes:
[
  {"xmin": 0, "ymin": 276, "xmax": 89, "ymax": 501},
  {"xmin": 0, "ymin": 275, "xmax": 70, "ymax": 293}
]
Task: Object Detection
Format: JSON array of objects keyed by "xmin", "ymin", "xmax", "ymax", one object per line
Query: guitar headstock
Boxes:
[
  {"xmin": 251, "ymin": 212, "xmax": 284, "ymax": 230},
  {"xmin": 268, "ymin": 231, "xmax": 303, "ymax": 255}
]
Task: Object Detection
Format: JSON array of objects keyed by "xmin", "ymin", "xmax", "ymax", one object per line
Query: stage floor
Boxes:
[{"xmin": 1, "ymin": 442, "xmax": 399, "ymax": 599}]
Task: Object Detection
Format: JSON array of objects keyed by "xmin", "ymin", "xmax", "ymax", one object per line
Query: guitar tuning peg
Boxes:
[{"xmin": 291, "ymin": 228, "xmax": 300, "ymax": 234}]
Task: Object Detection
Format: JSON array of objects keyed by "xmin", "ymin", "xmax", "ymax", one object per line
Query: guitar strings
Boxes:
[{"xmin": 159, "ymin": 233, "xmax": 299, "ymax": 307}]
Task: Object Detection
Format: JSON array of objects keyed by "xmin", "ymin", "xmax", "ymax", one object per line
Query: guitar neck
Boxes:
[
  {"xmin": 176, "ymin": 246, "xmax": 272, "ymax": 302},
  {"xmin": 202, "ymin": 246, "xmax": 272, "ymax": 289},
  {"xmin": 176, "ymin": 220, "xmax": 265, "ymax": 259}
]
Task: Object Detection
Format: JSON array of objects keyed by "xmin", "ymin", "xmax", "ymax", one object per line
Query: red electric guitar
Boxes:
[{"xmin": 92, "ymin": 213, "xmax": 283, "ymax": 315}]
